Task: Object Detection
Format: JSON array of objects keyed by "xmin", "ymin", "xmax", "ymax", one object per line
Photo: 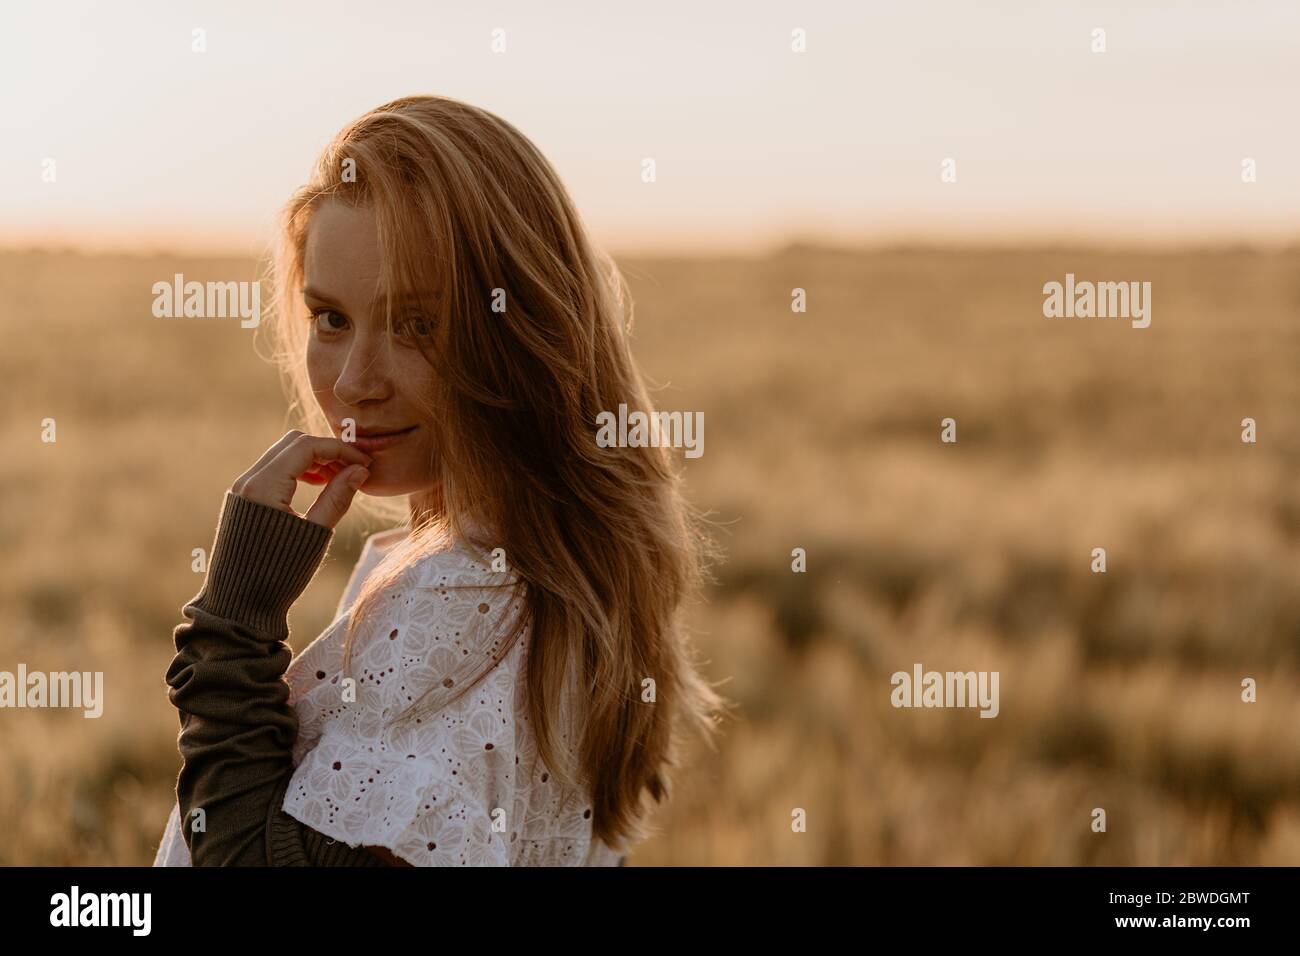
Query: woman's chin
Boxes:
[{"xmin": 354, "ymin": 475, "xmax": 415, "ymax": 498}]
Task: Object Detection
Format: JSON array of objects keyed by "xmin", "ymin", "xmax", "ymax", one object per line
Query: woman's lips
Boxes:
[{"xmin": 350, "ymin": 426, "xmax": 417, "ymax": 454}]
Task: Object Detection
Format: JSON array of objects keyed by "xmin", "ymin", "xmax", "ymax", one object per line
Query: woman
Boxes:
[{"xmin": 154, "ymin": 94, "xmax": 727, "ymax": 866}]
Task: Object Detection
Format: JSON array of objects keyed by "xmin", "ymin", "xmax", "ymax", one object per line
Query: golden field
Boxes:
[{"xmin": 2, "ymin": 245, "xmax": 1298, "ymax": 865}]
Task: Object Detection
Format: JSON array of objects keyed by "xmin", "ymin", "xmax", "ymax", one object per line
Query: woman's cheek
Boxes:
[
  {"xmin": 305, "ymin": 342, "xmax": 333, "ymax": 414},
  {"xmin": 399, "ymin": 433, "xmax": 436, "ymax": 487}
]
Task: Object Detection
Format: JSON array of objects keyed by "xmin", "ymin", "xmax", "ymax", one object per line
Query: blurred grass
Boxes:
[{"xmin": 2, "ymin": 244, "xmax": 1298, "ymax": 864}]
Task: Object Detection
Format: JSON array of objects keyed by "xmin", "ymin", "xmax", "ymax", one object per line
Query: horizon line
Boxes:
[{"xmin": 5, "ymin": 236, "xmax": 1300, "ymax": 262}]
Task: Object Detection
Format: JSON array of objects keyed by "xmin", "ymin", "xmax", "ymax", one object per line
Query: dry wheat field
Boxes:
[{"xmin": 2, "ymin": 245, "xmax": 1298, "ymax": 865}]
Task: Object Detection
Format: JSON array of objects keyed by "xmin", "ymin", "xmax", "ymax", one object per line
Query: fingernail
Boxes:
[{"xmin": 348, "ymin": 467, "xmax": 369, "ymax": 489}]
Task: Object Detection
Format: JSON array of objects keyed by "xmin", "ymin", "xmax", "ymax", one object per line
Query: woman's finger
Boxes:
[
  {"xmin": 233, "ymin": 433, "xmax": 370, "ymax": 515},
  {"xmin": 299, "ymin": 460, "xmax": 344, "ymax": 484},
  {"xmin": 231, "ymin": 430, "xmax": 307, "ymax": 495},
  {"xmin": 270, "ymin": 434, "xmax": 372, "ymax": 478},
  {"xmin": 303, "ymin": 464, "xmax": 369, "ymax": 529}
]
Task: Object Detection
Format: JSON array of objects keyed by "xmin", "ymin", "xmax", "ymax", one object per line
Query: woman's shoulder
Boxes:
[
  {"xmin": 333, "ymin": 533, "xmax": 527, "ymax": 704},
  {"xmin": 409, "ymin": 532, "xmax": 516, "ymax": 581},
  {"xmin": 390, "ymin": 534, "xmax": 525, "ymax": 627},
  {"xmin": 288, "ymin": 531, "xmax": 526, "ymax": 734}
]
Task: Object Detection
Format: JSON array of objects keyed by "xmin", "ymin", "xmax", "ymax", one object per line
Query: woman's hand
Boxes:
[{"xmin": 230, "ymin": 430, "xmax": 373, "ymax": 530}]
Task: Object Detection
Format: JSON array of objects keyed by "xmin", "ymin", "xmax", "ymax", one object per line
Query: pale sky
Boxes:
[{"xmin": 3, "ymin": 0, "xmax": 1299, "ymax": 255}]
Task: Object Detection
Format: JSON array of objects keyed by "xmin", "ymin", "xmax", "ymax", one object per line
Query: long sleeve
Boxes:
[{"xmin": 164, "ymin": 491, "xmax": 392, "ymax": 866}]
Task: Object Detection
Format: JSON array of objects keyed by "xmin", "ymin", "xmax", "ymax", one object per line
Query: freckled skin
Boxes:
[{"xmin": 303, "ymin": 201, "xmax": 439, "ymax": 498}]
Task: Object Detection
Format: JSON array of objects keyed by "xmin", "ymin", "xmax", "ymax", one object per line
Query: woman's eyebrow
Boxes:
[
  {"xmin": 378, "ymin": 291, "xmax": 435, "ymax": 308},
  {"xmin": 302, "ymin": 287, "xmax": 433, "ymax": 315},
  {"xmin": 302, "ymin": 287, "xmax": 344, "ymax": 307}
]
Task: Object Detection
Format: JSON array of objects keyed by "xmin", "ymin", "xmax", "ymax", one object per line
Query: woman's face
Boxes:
[{"xmin": 302, "ymin": 200, "xmax": 438, "ymax": 497}]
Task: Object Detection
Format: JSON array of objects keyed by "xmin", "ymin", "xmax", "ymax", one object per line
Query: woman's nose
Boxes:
[{"xmin": 332, "ymin": 339, "xmax": 393, "ymax": 406}]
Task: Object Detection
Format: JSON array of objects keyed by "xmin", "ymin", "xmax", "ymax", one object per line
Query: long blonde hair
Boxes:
[{"xmin": 261, "ymin": 94, "xmax": 728, "ymax": 849}]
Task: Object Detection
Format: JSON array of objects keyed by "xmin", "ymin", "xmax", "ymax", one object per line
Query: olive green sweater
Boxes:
[{"xmin": 165, "ymin": 491, "xmax": 393, "ymax": 866}]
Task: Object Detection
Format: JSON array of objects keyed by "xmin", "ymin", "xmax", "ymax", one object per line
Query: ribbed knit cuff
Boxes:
[{"xmin": 188, "ymin": 492, "xmax": 333, "ymax": 639}]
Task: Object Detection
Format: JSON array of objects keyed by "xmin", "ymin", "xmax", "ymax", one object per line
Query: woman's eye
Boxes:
[
  {"xmin": 309, "ymin": 309, "xmax": 348, "ymax": 334},
  {"xmin": 393, "ymin": 315, "xmax": 431, "ymax": 339}
]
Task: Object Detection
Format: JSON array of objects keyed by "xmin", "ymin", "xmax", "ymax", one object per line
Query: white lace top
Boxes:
[{"xmin": 153, "ymin": 526, "xmax": 625, "ymax": 867}]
